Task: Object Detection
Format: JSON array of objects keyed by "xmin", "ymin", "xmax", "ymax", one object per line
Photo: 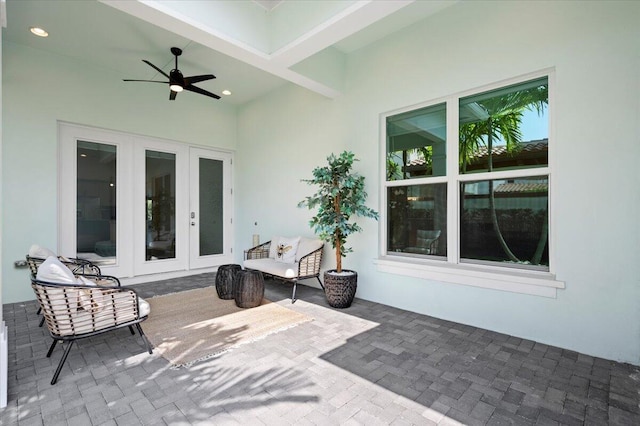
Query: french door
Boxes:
[
  {"xmin": 59, "ymin": 123, "xmax": 233, "ymax": 278},
  {"xmin": 189, "ymin": 148, "xmax": 233, "ymax": 269}
]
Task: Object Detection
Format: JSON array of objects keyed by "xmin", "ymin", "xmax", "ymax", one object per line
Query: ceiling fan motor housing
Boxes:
[{"xmin": 170, "ymin": 69, "xmax": 185, "ymax": 89}]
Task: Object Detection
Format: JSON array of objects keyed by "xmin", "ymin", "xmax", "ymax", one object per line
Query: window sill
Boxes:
[{"xmin": 374, "ymin": 256, "xmax": 565, "ymax": 298}]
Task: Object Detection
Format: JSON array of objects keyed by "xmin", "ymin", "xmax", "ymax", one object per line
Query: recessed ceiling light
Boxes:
[
  {"xmin": 29, "ymin": 27, "xmax": 49, "ymax": 37},
  {"xmin": 222, "ymin": 90, "xmax": 232, "ymax": 96}
]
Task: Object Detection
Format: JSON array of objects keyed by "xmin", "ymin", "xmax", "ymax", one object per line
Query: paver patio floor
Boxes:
[{"xmin": 2, "ymin": 273, "xmax": 639, "ymax": 425}]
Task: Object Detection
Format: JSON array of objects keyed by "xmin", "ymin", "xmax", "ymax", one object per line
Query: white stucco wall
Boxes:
[
  {"xmin": 3, "ymin": 0, "xmax": 639, "ymax": 365},
  {"xmin": 237, "ymin": 1, "xmax": 640, "ymax": 364},
  {"xmin": 1, "ymin": 42, "xmax": 237, "ymax": 304}
]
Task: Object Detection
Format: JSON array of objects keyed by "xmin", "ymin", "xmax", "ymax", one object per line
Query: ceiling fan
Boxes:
[{"xmin": 123, "ymin": 47, "xmax": 220, "ymax": 100}]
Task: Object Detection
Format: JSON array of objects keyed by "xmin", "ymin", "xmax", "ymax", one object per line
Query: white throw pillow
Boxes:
[
  {"xmin": 268, "ymin": 236, "xmax": 280, "ymax": 259},
  {"xmin": 36, "ymin": 256, "xmax": 76, "ymax": 284},
  {"xmin": 275, "ymin": 236, "xmax": 300, "ymax": 264},
  {"xmin": 295, "ymin": 238, "xmax": 324, "ymax": 262},
  {"xmin": 28, "ymin": 244, "xmax": 56, "ymax": 259}
]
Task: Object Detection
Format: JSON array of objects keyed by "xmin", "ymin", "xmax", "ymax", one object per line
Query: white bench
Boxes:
[{"xmin": 243, "ymin": 237, "xmax": 324, "ymax": 303}]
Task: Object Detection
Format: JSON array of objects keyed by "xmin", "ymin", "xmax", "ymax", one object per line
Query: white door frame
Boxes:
[{"xmin": 59, "ymin": 122, "xmax": 234, "ymax": 278}]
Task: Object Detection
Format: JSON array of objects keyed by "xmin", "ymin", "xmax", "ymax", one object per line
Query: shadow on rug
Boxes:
[{"xmin": 143, "ymin": 286, "xmax": 312, "ymax": 367}]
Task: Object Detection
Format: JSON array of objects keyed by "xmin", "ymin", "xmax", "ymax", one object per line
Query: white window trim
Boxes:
[{"xmin": 378, "ymin": 69, "xmax": 564, "ymax": 297}]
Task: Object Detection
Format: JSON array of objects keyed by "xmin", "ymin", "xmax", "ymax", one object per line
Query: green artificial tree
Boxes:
[{"xmin": 298, "ymin": 151, "xmax": 378, "ymax": 274}]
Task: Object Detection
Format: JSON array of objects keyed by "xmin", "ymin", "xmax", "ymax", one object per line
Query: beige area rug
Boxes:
[{"xmin": 142, "ymin": 286, "xmax": 312, "ymax": 367}]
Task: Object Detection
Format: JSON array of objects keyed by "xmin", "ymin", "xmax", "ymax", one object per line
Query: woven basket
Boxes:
[
  {"xmin": 324, "ymin": 270, "xmax": 357, "ymax": 309},
  {"xmin": 215, "ymin": 264, "xmax": 242, "ymax": 299},
  {"xmin": 233, "ymin": 269, "xmax": 265, "ymax": 308}
]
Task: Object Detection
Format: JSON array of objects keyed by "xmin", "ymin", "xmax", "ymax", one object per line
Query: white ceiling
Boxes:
[
  {"xmin": 3, "ymin": 0, "xmax": 457, "ymax": 106},
  {"xmin": 253, "ymin": 0, "xmax": 284, "ymax": 12}
]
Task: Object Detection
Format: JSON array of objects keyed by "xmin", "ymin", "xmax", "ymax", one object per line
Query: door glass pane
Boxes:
[
  {"xmin": 77, "ymin": 141, "xmax": 116, "ymax": 265},
  {"xmin": 146, "ymin": 150, "xmax": 176, "ymax": 261},
  {"xmin": 460, "ymin": 176, "xmax": 549, "ymax": 270},
  {"xmin": 387, "ymin": 183, "xmax": 447, "ymax": 257},
  {"xmin": 199, "ymin": 158, "xmax": 223, "ymax": 256}
]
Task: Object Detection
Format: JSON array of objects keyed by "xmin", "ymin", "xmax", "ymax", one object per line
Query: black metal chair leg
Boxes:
[
  {"xmin": 39, "ymin": 316, "xmax": 45, "ymax": 327},
  {"xmin": 51, "ymin": 341, "xmax": 74, "ymax": 385},
  {"xmin": 316, "ymin": 276, "xmax": 325, "ymax": 291},
  {"xmin": 136, "ymin": 324, "xmax": 153, "ymax": 354},
  {"xmin": 36, "ymin": 307, "xmax": 42, "ymax": 315},
  {"xmin": 46, "ymin": 339, "xmax": 58, "ymax": 358},
  {"xmin": 291, "ymin": 281, "xmax": 297, "ymax": 304},
  {"xmin": 128, "ymin": 326, "xmax": 135, "ymax": 335}
]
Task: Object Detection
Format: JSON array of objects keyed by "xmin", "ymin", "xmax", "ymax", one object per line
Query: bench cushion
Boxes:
[{"xmin": 244, "ymin": 258, "xmax": 298, "ymax": 279}]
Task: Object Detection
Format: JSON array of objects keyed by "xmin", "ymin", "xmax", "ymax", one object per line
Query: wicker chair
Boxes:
[
  {"xmin": 26, "ymin": 255, "xmax": 102, "ymax": 327},
  {"xmin": 27, "ymin": 255, "xmax": 101, "ymax": 276},
  {"xmin": 31, "ymin": 275, "xmax": 152, "ymax": 385},
  {"xmin": 244, "ymin": 239, "xmax": 324, "ymax": 303},
  {"xmin": 404, "ymin": 229, "xmax": 441, "ymax": 255}
]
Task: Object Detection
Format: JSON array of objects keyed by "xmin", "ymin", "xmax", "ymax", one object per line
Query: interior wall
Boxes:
[
  {"xmin": 1, "ymin": 42, "xmax": 237, "ymax": 303},
  {"xmin": 237, "ymin": 1, "xmax": 640, "ymax": 364}
]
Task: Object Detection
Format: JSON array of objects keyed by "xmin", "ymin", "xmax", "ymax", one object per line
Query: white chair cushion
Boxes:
[
  {"xmin": 138, "ymin": 298, "xmax": 151, "ymax": 317},
  {"xmin": 29, "ymin": 244, "xmax": 57, "ymax": 259},
  {"xmin": 275, "ymin": 236, "xmax": 300, "ymax": 264},
  {"xmin": 76, "ymin": 276, "xmax": 108, "ymax": 313},
  {"xmin": 244, "ymin": 258, "xmax": 298, "ymax": 279}
]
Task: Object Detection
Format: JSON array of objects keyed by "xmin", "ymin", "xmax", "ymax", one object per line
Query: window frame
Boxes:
[{"xmin": 377, "ymin": 69, "xmax": 564, "ymax": 297}]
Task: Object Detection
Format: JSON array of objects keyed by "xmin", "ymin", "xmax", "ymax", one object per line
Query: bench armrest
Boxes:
[
  {"xmin": 245, "ymin": 241, "xmax": 271, "ymax": 260},
  {"xmin": 298, "ymin": 246, "xmax": 323, "ymax": 278}
]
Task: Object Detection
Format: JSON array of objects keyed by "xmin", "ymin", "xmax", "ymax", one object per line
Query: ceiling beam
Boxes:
[{"xmin": 100, "ymin": 0, "xmax": 414, "ymax": 99}]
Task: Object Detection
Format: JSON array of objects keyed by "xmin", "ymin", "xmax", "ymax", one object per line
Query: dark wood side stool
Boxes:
[
  {"xmin": 215, "ymin": 264, "xmax": 242, "ymax": 300},
  {"xmin": 233, "ymin": 269, "xmax": 264, "ymax": 308}
]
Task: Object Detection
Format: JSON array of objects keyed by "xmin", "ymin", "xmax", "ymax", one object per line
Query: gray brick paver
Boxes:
[
  {"xmin": 15, "ymin": 414, "xmax": 45, "ymax": 426},
  {"xmin": 4, "ymin": 275, "xmax": 640, "ymax": 426}
]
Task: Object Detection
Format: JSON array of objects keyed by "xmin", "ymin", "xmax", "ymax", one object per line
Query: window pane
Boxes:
[
  {"xmin": 460, "ymin": 176, "xmax": 549, "ymax": 269},
  {"xmin": 388, "ymin": 183, "xmax": 447, "ymax": 257},
  {"xmin": 77, "ymin": 141, "xmax": 116, "ymax": 265},
  {"xmin": 386, "ymin": 103, "xmax": 446, "ymax": 180},
  {"xmin": 459, "ymin": 77, "xmax": 548, "ymax": 174},
  {"xmin": 199, "ymin": 158, "xmax": 224, "ymax": 256},
  {"xmin": 146, "ymin": 150, "xmax": 176, "ymax": 261}
]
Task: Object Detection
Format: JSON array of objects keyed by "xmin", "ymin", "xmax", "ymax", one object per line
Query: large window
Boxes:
[{"xmin": 384, "ymin": 75, "xmax": 550, "ymax": 274}]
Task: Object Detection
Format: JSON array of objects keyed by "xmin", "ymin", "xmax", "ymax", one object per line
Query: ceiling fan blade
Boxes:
[
  {"xmin": 123, "ymin": 79, "xmax": 169, "ymax": 83},
  {"xmin": 142, "ymin": 60, "xmax": 170, "ymax": 79},
  {"xmin": 184, "ymin": 74, "xmax": 216, "ymax": 85},
  {"xmin": 184, "ymin": 84, "xmax": 221, "ymax": 99},
  {"xmin": 170, "ymin": 90, "xmax": 177, "ymax": 101}
]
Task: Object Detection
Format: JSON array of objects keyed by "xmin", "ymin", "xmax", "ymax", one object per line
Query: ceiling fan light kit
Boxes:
[{"xmin": 123, "ymin": 47, "xmax": 220, "ymax": 100}]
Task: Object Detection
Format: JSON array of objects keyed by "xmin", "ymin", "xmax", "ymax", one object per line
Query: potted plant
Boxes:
[{"xmin": 298, "ymin": 151, "xmax": 378, "ymax": 308}]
